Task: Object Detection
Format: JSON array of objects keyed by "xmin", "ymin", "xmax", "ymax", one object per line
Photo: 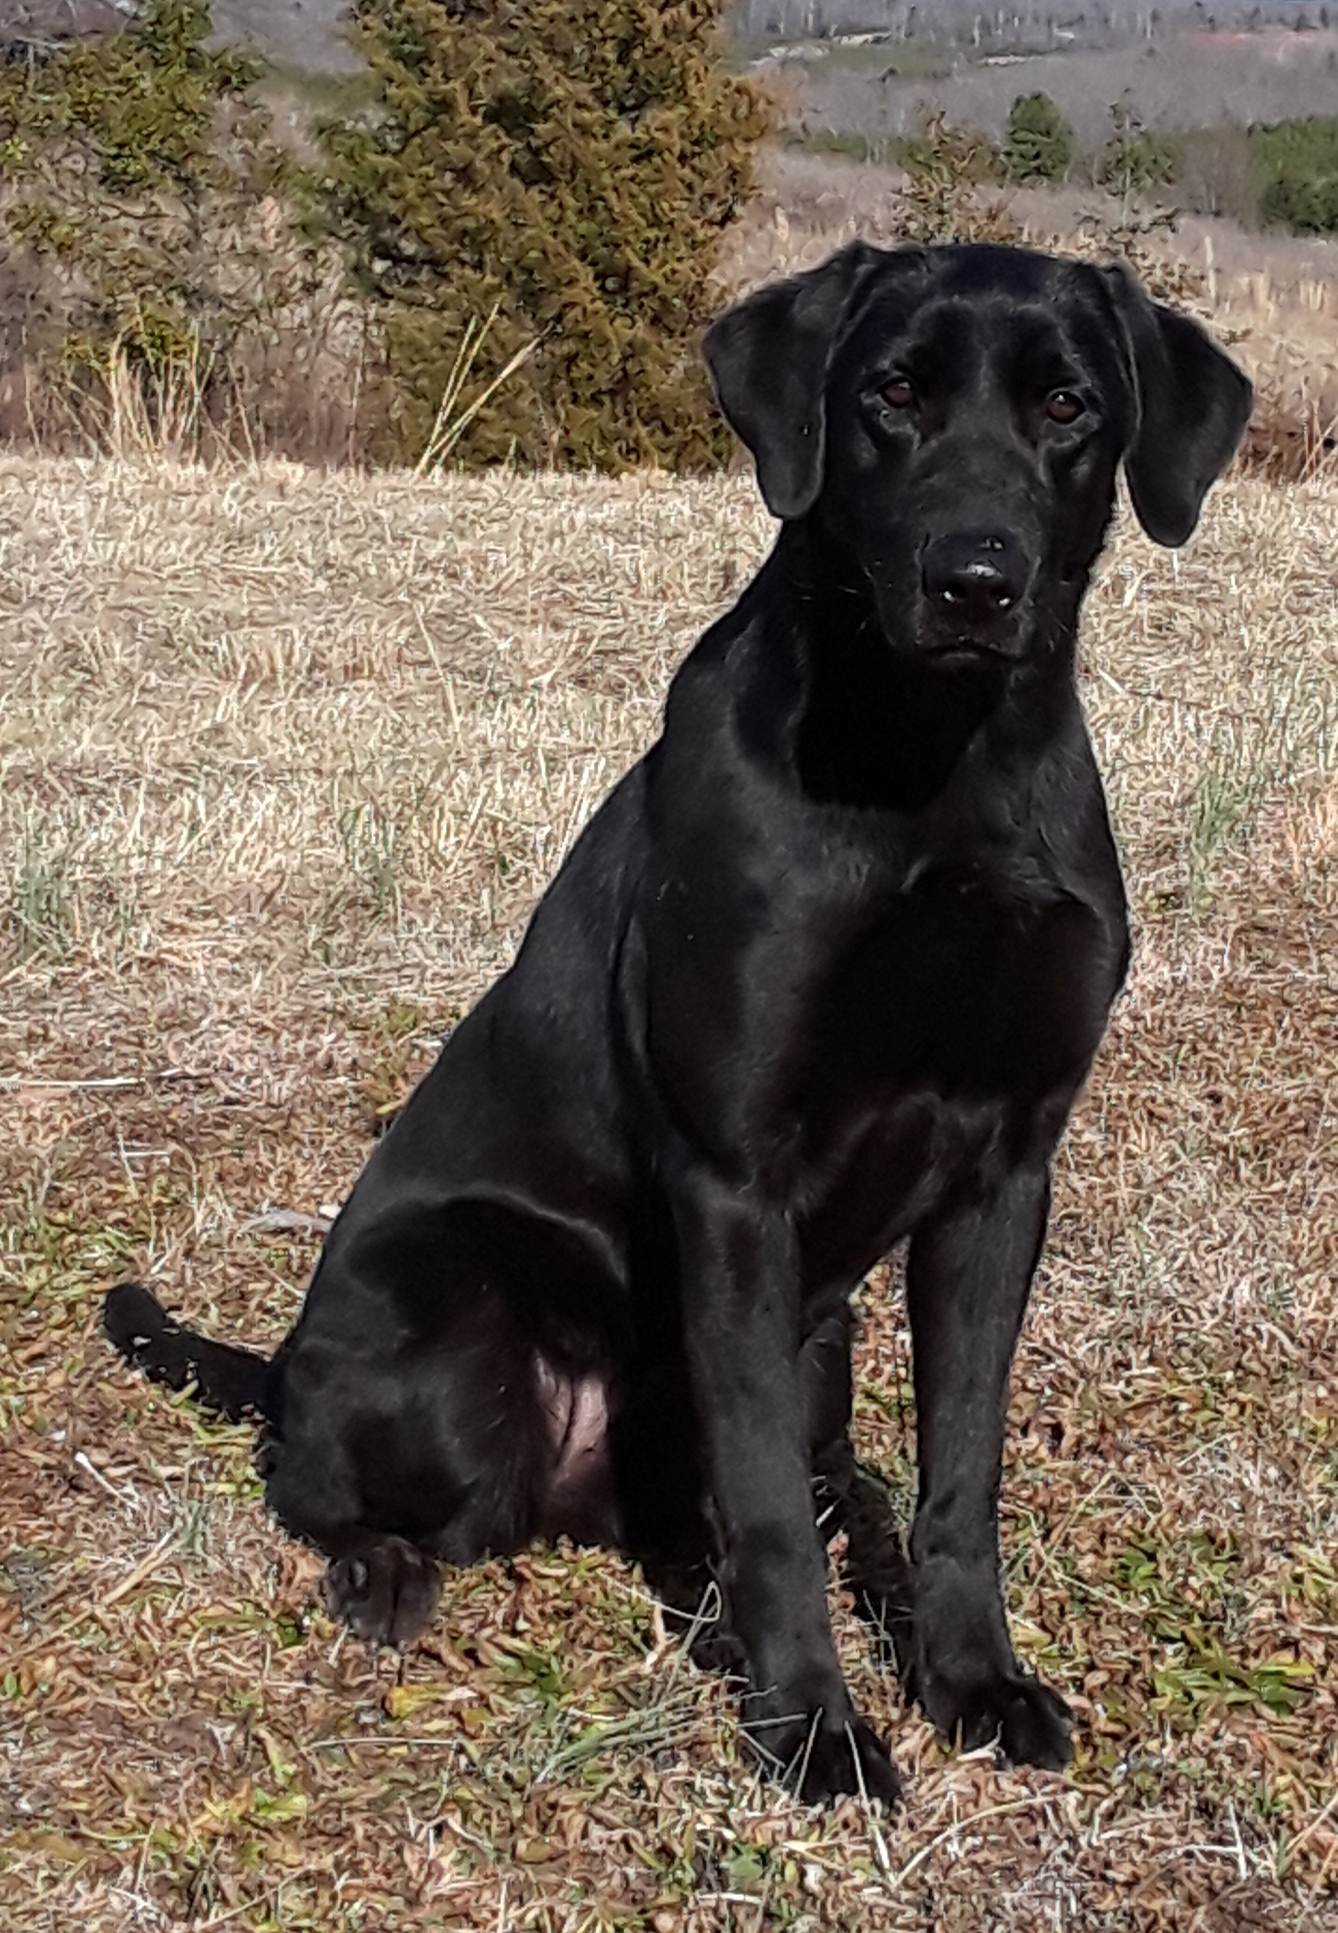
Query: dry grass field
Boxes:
[{"xmin": 1, "ymin": 450, "xmax": 1337, "ymax": 1931}]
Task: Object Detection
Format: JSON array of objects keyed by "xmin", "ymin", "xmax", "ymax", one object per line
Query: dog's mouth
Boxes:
[
  {"xmin": 919, "ymin": 623, "xmax": 1028, "ymax": 665},
  {"xmin": 872, "ymin": 583, "xmax": 1031, "ymax": 667}
]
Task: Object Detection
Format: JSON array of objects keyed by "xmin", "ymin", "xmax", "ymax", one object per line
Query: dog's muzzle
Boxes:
[
  {"xmin": 919, "ymin": 531, "xmax": 1033, "ymax": 646},
  {"xmin": 922, "ymin": 531, "xmax": 1028, "ymax": 616}
]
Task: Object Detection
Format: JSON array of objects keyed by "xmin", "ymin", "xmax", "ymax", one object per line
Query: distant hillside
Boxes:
[
  {"xmin": 732, "ymin": 2, "xmax": 1335, "ymax": 47},
  {"xmin": 768, "ymin": 22, "xmax": 1338, "ymax": 146},
  {"xmin": 0, "ymin": 0, "xmax": 131, "ymax": 50},
  {"xmin": 7, "ymin": 1, "xmax": 1335, "ymax": 78},
  {"xmin": 6, "ymin": 0, "xmax": 1336, "ymax": 126}
]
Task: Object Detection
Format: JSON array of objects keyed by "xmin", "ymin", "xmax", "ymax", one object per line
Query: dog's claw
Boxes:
[
  {"xmin": 993, "ymin": 1677, "xmax": 1073, "ymax": 1770},
  {"xmin": 916, "ymin": 1663, "xmax": 1073, "ymax": 1770}
]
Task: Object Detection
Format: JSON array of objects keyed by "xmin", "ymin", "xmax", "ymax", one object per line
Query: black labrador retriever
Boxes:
[{"xmin": 106, "ymin": 242, "xmax": 1251, "ymax": 1805}]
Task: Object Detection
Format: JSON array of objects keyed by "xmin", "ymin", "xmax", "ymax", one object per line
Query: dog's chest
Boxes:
[{"xmin": 801, "ymin": 864, "xmax": 1124, "ymax": 1107}]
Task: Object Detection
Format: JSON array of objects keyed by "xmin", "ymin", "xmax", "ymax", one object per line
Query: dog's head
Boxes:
[{"xmin": 705, "ymin": 243, "xmax": 1252, "ymax": 667}]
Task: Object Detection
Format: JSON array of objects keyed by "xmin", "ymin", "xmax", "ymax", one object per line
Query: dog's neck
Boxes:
[{"xmin": 755, "ymin": 519, "xmax": 1086, "ymax": 814}]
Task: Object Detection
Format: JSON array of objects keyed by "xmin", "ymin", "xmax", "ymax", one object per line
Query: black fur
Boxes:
[
  {"xmin": 105, "ymin": 1281, "xmax": 273, "ymax": 1421},
  {"xmin": 106, "ymin": 243, "xmax": 1251, "ymax": 1807}
]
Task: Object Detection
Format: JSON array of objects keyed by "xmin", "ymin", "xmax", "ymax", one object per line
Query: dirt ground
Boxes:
[{"xmin": 1, "ymin": 453, "xmax": 1337, "ymax": 1929}]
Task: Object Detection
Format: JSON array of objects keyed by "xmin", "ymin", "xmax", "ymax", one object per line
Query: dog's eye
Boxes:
[
  {"xmin": 880, "ymin": 377, "xmax": 915, "ymax": 410},
  {"xmin": 1045, "ymin": 390, "xmax": 1084, "ymax": 424}
]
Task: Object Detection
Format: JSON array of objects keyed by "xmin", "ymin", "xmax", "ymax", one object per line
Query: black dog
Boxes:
[{"xmin": 106, "ymin": 243, "xmax": 1250, "ymax": 1806}]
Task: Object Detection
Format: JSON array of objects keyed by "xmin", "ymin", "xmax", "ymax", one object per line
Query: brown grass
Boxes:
[{"xmin": 2, "ymin": 453, "xmax": 1338, "ymax": 1930}]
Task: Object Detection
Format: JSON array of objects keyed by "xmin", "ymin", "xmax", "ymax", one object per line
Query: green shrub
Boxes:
[
  {"xmin": 891, "ymin": 111, "xmax": 1015, "ymax": 246},
  {"xmin": 1092, "ymin": 105, "xmax": 1180, "ymax": 206},
  {"xmin": 319, "ymin": 0, "xmax": 772, "ymax": 472},
  {"xmin": 1253, "ymin": 117, "xmax": 1338, "ymax": 234},
  {"xmin": 1002, "ymin": 92, "xmax": 1074, "ymax": 185},
  {"xmin": 893, "ymin": 115, "xmax": 1001, "ymax": 193},
  {"xmin": 0, "ymin": 0, "xmax": 335, "ymax": 454}
]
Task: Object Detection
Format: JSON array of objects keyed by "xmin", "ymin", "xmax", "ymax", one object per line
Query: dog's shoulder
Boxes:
[{"xmin": 653, "ymin": 589, "xmax": 798, "ymax": 803}]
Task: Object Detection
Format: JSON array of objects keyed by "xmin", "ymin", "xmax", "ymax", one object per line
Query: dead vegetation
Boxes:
[{"xmin": 1, "ymin": 453, "xmax": 1337, "ymax": 1930}]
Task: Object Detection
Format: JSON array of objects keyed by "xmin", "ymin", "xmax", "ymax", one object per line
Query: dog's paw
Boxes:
[
  {"xmin": 323, "ymin": 1537, "xmax": 441, "ymax": 1647},
  {"xmin": 744, "ymin": 1704, "xmax": 901, "ymax": 1808},
  {"xmin": 639, "ymin": 1562, "xmax": 749, "ymax": 1678},
  {"xmin": 992, "ymin": 1674, "xmax": 1073, "ymax": 1770},
  {"xmin": 900, "ymin": 1562, "xmax": 1073, "ymax": 1769},
  {"xmin": 798, "ymin": 1712, "xmax": 902, "ymax": 1807},
  {"xmin": 915, "ymin": 1661, "xmax": 1072, "ymax": 1770},
  {"xmin": 687, "ymin": 1620, "xmax": 748, "ymax": 1678}
]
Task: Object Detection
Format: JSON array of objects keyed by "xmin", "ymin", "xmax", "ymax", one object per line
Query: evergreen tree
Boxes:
[
  {"xmin": 320, "ymin": 0, "xmax": 772, "ymax": 470},
  {"xmin": 0, "ymin": 0, "xmax": 312, "ymax": 438},
  {"xmin": 1002, "ymin": 92, "xmax": 1074, "ymax": 184},
  {"xmin": 1255, "ymin": 117, "xmax": 1338, "ymax": 234},
  {"xmin": 1095, "ymin": 102, "xmax": 1179, "ymax": 208}
]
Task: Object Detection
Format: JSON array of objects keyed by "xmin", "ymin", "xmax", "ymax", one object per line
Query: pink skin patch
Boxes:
[
  {"xmin": 533, "ymin": 1355, "xmax": 617, "ymax": 1542},
  {"xmin": 535, "ymin": 1356, "xmax": 610, "ymax": 1476}
]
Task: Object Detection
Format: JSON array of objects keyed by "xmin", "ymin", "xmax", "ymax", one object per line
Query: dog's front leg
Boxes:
[
  {"xmin": 673, "ymin": 1162, "xmax": 900, "ymax": 1805},
  {"xmin": 903, "ymin": 1161, "xmax": 1073, "ymax": 1769}
]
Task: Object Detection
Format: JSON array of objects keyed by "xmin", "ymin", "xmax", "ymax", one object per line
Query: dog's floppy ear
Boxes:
[
  {"xmin": 704, "ymin": 241, "xmax": 885, "ymax": 520},
  {"xmin": 1103, "ymin": 263, "xmax": 1253, "ymax": 548}
]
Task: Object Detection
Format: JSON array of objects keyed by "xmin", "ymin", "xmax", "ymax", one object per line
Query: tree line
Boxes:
[
  {"xmin": 732, "ymin": 2, "xmax": 1338, "ymax": 50},
  {"xmin": 996, "ymin": 90, "xmax": 1338, "ymax": 235}
]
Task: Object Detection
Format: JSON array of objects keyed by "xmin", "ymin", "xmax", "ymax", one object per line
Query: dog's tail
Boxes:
[{"xmin": 104, "ymin": 1282, "xmax": 277, "ymax": 1424}]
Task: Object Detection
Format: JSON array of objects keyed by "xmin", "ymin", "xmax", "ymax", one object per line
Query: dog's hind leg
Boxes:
[
  {"xmin": 800, "ymin": 1301, "xmax": 915, "ymax": 1657},
  {"xmin": 264, "ymin": 1295, "xmax": 552, "ymax": 1646},
  {"xmin": 263, "ymin": 1200, "xmax": 623, "ymax": 1648},
  {"xmin": 817, "ymin": 1457, "xmax": 915, "ymax": 1668},
  {"xmin": 102, "ymin": 1285, "xmax": 451, "ymax": 1644},
  {"xmin": 610, "ymin": 1350, "xmax": 749, "ymax": 1674}
]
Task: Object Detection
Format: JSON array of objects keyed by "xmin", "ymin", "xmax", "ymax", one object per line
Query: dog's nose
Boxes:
[{"xmin": 921, "ymin": 533, "xmax": 1030, "ymax": 622}]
